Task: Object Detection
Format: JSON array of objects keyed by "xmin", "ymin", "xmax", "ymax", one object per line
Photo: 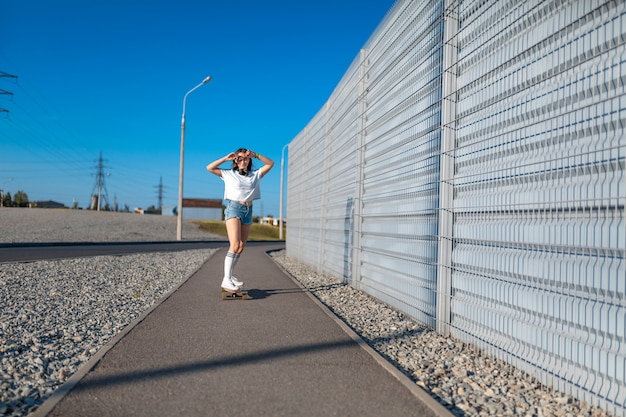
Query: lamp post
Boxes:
[
  {"xmin": 177, "ymin": 75, "xmax": 212, "ymax": 241},
  {"xmin": 279, "ymin": 144, "xmax": 288, "ymax": 240}
]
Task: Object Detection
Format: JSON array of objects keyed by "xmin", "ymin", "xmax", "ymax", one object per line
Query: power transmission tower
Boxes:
[
  {"xmin": 90, "ymin": 151, "xmax": 110, "ymax": 211},
  {"xmin": 0, "ymin": 71, "xmax": 18, "ymax": 114},
  {"xmin": 0, "ymin": 89, "xmax": 13, "ymax": 114},
  {"xmin": 155, "ymin": 176, "xmax": 164, "ymax": 210}
]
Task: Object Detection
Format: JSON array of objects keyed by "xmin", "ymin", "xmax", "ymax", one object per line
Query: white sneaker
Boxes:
[
  {"xmin": 231, "ymin": 276, "xmax": 244, "ymax": 287},
  {"xmin": 221, "ymin": 277, "xmax": 239, "ymax": 292}
]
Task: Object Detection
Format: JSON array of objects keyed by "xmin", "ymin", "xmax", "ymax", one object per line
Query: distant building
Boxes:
[
  {"xmin": 29, "ymin": 200, "xmax": 65, "ymax": 209},
  {"xmin": 167, "ymin": 198, "xmax": 223, "ymax": 220},
  {"xmin": 258, "ymin": 217, "xmax": 286, "ymax": 227}
]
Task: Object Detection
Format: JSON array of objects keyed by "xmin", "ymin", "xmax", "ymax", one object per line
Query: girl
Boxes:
[{"xmin": 206, "ymin": 148, "xmax": 274, "ymax": 291}]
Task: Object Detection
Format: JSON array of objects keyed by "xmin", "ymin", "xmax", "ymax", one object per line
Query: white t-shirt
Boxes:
[{"xmin": 220, "ymin": 169, "xmax": 262, "ymax": 202}]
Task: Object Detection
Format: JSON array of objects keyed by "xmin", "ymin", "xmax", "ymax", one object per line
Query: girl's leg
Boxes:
[
  {"xmin": 239, "ymin": 223, "xmax": 252, "ymax": 253},
  {"xmin": 228, "ymin": 222, "xmax": 251, "ymax": 287},
  {"xmin": 225, "ymin": 217, "xmax": 242, "ymax": 253},
  {"xmin": 230, "ymin": 224, "xmax": 252, "ymax": 287},
  {"xmin": 222, "ymin": 218, "xmax": 242, "ymax": 290},
  {"xmin": 222, "ymin": 206, "xmax": 253, "ymax": 289}
]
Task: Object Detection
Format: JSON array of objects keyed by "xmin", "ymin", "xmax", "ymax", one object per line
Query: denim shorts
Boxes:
[{"xmin": 224, "ymin": 200, "xmax": 253, "ymax": 225}]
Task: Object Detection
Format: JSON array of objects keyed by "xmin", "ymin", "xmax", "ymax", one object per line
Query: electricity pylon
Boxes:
[{"xmin": 90, "ymin": 151, "xmax": 110, "ymax": 211}]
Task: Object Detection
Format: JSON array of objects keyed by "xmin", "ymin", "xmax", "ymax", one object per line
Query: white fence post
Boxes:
[
  {"xmin": 353, "ymin": 48, "xmax": 369, "ymax": 290},
  {"xmin": 436, "ymin": 0, "xmax": 459, "ymax": 337}
]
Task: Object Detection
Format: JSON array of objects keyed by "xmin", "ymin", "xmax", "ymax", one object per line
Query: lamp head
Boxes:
[{"xmin": 202, "ymin": 76, "xmax": 212, "ymax": 84}]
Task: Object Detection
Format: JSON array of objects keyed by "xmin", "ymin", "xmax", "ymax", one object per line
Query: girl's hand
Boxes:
[{"xmin": 226, "ymin": 152, "xmax": 236, "ymax": 160}]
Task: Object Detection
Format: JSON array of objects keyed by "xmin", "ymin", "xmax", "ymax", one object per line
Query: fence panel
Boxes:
[{"xmin": 357, "ymin": 0, "xmax": 444, "ymax": 328}]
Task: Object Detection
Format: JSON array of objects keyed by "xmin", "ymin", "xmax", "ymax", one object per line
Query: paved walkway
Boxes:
[{"xmin": 34, "ymin": 244, "xmax": 452, "ymax": 417}]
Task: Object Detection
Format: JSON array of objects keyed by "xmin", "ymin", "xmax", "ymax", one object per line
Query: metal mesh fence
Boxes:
[
  {"xmin": 450, "ymin": 0, "xmax": 625, "ymax": 411},
  {"xmin": 285, "ymin": 0, "xmax": 625, "ymax": 414}
]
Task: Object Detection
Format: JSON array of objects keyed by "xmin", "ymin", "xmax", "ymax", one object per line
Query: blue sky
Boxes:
[{"xmin": 0, "ymin": 0, "xmax": 393, "ymax": 217}]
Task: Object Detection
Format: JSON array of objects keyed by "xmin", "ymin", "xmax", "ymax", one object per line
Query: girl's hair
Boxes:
[{"xmin": 231, "ymin": 148, "xmax": 253, "ymax": 171}]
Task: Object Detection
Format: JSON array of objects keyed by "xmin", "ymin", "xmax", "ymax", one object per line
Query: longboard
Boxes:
[{"xmin": 221, "ymin": 288, "xmax": 250, "ymax": 300}]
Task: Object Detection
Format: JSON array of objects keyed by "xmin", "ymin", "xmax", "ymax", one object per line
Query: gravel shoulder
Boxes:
[
  {"xmin": 0, "ymin": 208, "xmax": 219, "ymax": 243},
  {"xmin": 1, "ymin": 208, "xmax": 219, "ymax": 416},
  {"xmin": 0, "ymin": 208, "xmax": 617, "ymax": 417},
  {"xmin": 270, "ymin": 252, "xmax": 616, "ymax": 417}
]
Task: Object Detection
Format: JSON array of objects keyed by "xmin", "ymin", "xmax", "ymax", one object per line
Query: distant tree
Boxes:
[
  {"xmin": 122, "ymin": 204, "xmax": 130, "ymax": 213},
  {"xmin": 145, "ymin": 205, "xmax": 161, "ymax": 215},
  {"xmin": 13, "ymin": 190, "xmax": 29, "ymax": 207},
  {"xmin": 2, "ymin": 191, "xmax": 11, "ymax": 207}
]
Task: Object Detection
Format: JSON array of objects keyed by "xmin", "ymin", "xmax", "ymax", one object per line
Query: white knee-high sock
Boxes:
[
  {"xmin": 231, "ymin": 253, "xmax": 240, "ymax": 275},
  {"xmin": 224, "ymin": 251, "xmax": 237, "ymax": 278}
]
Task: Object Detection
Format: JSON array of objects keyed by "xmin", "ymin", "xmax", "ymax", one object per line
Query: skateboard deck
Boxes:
[{"xmin": 221, "ymin": 288, "xmax": 250, "ymax": 300}]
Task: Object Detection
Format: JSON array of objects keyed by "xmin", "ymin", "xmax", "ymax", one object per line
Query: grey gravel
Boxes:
[
  {"xmin": 270, "ymin": 251, "xmax": 615, "ymax": 417},
  {"xmin": 0, "ymin": 208, "xmax": 616, "ymax": 417},
  {"xmin": 0, "ymin": 207, "xmax": 218, "ymax": 243}
]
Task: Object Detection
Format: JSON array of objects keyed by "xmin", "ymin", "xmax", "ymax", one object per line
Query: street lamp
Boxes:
[
  {"xmin": 279, "ymin": 144, "xmax": 288, "ymax": 240},
  {"xmin": 177, "ymin": 75, "xmax": 212, "ymax": 241}
]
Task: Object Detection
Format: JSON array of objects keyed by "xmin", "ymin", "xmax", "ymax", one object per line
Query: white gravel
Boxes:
[
  {"xmin": 0, "ymin": 208, "xmax": 617, "ymax": 417},
  {"xmin": 0, "ymin": 208, "xmax": 216, "ymax": 243},
  {"xmin": 0, "ymin": 208, "xmax": 218, "ymax": 416},
  {"xmin": 1, "ymin": 251, "xmax": 215, "ymax": 417}
]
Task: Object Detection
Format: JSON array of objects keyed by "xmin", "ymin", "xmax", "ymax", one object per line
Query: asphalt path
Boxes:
[{"xmin": 33, "ymin": 244, "xmax": 451, "ymax": 417}]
